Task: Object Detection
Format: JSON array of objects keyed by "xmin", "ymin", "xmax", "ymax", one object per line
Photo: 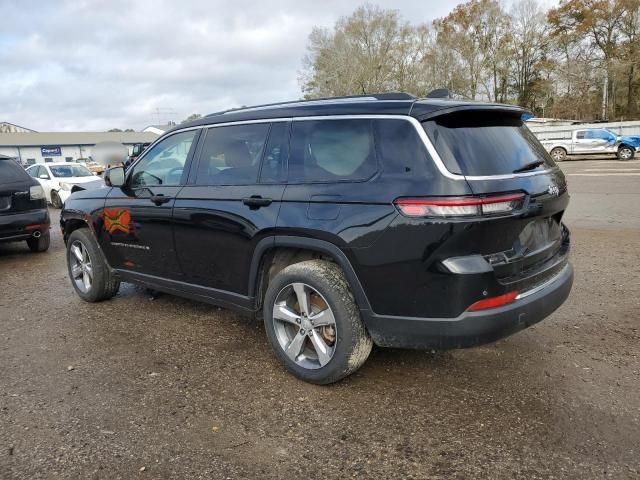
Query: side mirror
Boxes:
[
  {"xmin": 104, "ymin": 166, "xmax": 125, "ymax": 187},
  {"xmin": 39, "ymin": 174, "xmax": 48, "ymax": 179}
]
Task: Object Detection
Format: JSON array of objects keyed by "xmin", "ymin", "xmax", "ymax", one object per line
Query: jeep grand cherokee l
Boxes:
[
  {"xmin": 60, "ymin": 93, "xmax": 573, "ymax": 384},
  {"xmin": 0, "ymin": 156, "xmax": 50, "ymax": 252}
]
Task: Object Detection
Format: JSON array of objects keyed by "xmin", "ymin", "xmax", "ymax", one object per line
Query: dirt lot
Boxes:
[{"xmin": 1, "ymin": 160, "xmax": 639, "ymax": 479}]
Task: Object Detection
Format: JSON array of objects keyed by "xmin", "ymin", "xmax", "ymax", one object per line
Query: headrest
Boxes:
[{"xmin": 225, "ymin": 141, "xmax": 251, "ymax": 168}]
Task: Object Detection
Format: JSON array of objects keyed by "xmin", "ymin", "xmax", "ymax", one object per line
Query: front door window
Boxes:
[{"xmin": 130, "ymin": 131, "xmax": 197, "ymax": 188}]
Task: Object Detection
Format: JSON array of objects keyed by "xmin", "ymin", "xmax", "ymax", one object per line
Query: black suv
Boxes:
[
  {"xmin": 61, "ymin": 93, "xmax": 573, "ymax": 384},
  {"xmin": 0, "ymin": 156, "xmax": 50, "ymax": 252}
]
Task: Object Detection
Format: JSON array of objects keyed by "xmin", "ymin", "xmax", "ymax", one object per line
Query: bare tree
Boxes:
[{"xmin": 300, "ymin": 0, "xmax": 640, "ymax": 121}]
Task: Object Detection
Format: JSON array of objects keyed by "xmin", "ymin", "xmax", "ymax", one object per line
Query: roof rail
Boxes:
[{"xmin": 205, "ymin": 92, "xmax": 417, "ymax": 117}]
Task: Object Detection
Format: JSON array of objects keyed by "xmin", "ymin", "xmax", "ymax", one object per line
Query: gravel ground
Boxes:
[{"xmin": 1, "ymin": 160, "xmax": 639, "ymax": 479}]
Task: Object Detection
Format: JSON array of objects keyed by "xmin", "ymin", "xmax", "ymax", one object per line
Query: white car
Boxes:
[{"xmin": 26, "ymin": 162, "xmax": 105, "ymax": 208}]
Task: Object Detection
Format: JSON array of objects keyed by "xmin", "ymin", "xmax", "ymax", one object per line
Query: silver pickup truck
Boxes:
[{"xmin": 540, "ymin": 128, "xmax": 640, "ymax": 161}]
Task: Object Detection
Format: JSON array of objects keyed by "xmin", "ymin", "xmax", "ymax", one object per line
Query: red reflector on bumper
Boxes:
[
  {"xmin": 25, "ymin": 223, "xmax": 49, "ymax": 230},
  {"xmin": 468, "ymin": 291, "xmax": 518, "ymax": 312}
]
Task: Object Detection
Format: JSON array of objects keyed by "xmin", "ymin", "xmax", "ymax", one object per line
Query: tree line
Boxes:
[{"xmin": 300, "ymin": 0, "xmax": 640, "ymax": 121}]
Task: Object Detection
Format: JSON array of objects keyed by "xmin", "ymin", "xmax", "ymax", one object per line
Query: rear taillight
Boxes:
[
  {"xmin": 29, "ymin": 185, "xmax": 45, "ymax": 200},
  {"xmin": 467, "ymin": 291, "xmax": 518, "ymax": 312},
  {"xmin": 394, "ymin": 193, "xmax": 525, "ymax": 218}
]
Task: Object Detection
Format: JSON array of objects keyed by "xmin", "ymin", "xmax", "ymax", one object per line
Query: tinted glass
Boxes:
[
  {"xmin": 195, "ymin": 124, "xmax": 269, "ymax": 185},
  {"xmin": 50, "ymin": 165, "xmax": 93, "ymax": 177},
  {"xmin": 422, "ymin": 112, "xmax": 555, "ymax": 176},
  {"xmin": 289, "ymin": 119, "xmax": 377, "ymax": 182},
  {"xmin": 130, "ymin": 130, "xmax": 197, "ymax": 187},
  {"xmin": 374, "ymin": 119, "xmax": 436, "ymax": 178},
  {"xmin": 0, "ymin": 159, "xmax": 30, "ymax": 183},
  {"xmin": 259, "ymin": 122, "xmax": 289, "ymax": 183},
  {"xmin": 576, "ymin": 131, "xmax": 585, "ymax": 139}
]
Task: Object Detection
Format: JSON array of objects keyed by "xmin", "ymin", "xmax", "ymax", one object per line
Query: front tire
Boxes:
[
  {"xmin": 51, "ymin": 190, "xmax": 63, "ymax": 209},
  {"xmin": 66, "ymin": 228, "xmax": 120, "ymax": 302},
  {"xmin": 550, "ymin": 147, "xmax": 567, "ymax": 162},
  {"xmin": 263, "ymin": 260, "xmax": 372, "ymax": 384},
  {"xmin": 26, "ymin": 230, "xmax": 50, "ymax": 252},
  {"xmin": 617, "ymin": 145, "xmax": 634, "ymax": 160}
]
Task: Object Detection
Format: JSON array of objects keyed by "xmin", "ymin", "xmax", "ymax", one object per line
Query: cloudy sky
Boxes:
[{"xmin": 1, "ymin": 0, "xmax": 555, "ymax": 132}]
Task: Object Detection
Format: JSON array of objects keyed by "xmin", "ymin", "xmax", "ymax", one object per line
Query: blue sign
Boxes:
[{"xmin": 41, "ymin": 146, "xmax": 61, "ymax": 156}]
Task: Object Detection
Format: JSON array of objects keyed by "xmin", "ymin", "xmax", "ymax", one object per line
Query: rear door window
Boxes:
[
  {"xmin": 0, "ymin": 159, "xmax": 30, "ymax": 183},
  {"xmin": 289, "ymin": 119, "xmax": 378, "ymax": 183},
  {"xmin": 422, "ymin": 112, "xmax": 555, "ymax": 176}
]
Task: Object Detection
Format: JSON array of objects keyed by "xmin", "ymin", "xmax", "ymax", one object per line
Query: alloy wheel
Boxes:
[
  {"xmin": 620, "ymin": 147, "xmax": 633, "ymax": 160},
  {"xmin": 272, "ymin": 283, "xmax": 337, "ymax": 370},
  {"xmin": 69, "ymin": 240, "xmax": 93, "ymax": 293},
  {"xmin": 551, "ymin": 149, "xmax": 565, "ymax": 161}
]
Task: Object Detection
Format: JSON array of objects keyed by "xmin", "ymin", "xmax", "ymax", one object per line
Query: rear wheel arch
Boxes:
[{"xmin": 249, "ymin": 236, "xmax": 372, "ymax": 316}]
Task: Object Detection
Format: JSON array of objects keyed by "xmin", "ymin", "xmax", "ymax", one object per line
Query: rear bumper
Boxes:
[
  {"xmin": 363, "ymin": 262, "xmax": 573, "ymax": 349},
  {"xmin": 0, "ymin": 209, "xmax": 50, "ymax": 242}
]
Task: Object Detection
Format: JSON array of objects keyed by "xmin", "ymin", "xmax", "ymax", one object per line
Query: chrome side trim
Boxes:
[
  {"xmin": 133, "ymin": 114, "xmax": 558, "ymax": 182},
  {"xmin": 515, "ymin": 264, "xmax": 569, "ymax": 300}
]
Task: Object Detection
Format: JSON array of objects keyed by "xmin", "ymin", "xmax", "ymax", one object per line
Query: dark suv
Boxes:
[
  {"xmin": 0, "ymin": 156, "xmax": 50, "ymax": 252},
  {"xmin": 61, "ymin": 93, "xmax": 573, "ymax": 384}
]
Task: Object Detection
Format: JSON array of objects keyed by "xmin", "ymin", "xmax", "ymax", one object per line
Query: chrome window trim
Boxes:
[{"xmin": 134, "ymin": 114, "xmax": 557, "ymax": 182}]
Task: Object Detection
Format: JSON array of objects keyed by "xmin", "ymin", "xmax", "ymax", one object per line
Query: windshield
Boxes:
[
  {"xmin": 422, "ymin": 111, "xmax": 556, "ymax": 176},
  {"xmin": 49, "ymin": 165, "xmax": 93, "ymax": 178}
]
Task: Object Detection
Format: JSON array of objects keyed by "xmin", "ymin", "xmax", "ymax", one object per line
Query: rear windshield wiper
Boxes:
[{"xmin": 513, "ymin": 160, "xmax": 544, "ymax": 174}]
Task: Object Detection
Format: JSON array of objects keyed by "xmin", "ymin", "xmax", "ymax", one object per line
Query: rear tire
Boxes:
[
  {"xmin": 26, "ymin": 230, "xmax": 50, "ymax": 253},
  {"xmin": 263, "ymin": 260, "xmax": 372, "ymax": 384},
  {"xmin": 617, "ymin": 145, "xmax": 634, "ymax": 160},
  {"xmin": 550, "ymin": 147, "xmax": 567, "ymax": 162},
  {"xmin": 51, "ymin": 190, "xmax": 63, "ymax": 209},
  {"xmin": 66, "ymin": 228, "xmax": 120, "ymax": 302}
]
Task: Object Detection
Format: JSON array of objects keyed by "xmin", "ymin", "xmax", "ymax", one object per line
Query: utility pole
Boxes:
[
  {"xmin": 153, "ymin": 107, "xmax": 177, "ymax": 126},
  {"xmin": 601, "ymin": 73, "xmax": 608, "ymax": 120}
]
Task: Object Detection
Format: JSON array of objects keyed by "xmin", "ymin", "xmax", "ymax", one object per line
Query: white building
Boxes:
[
  {"xmin": 0, "ymin": 122, "xmax": 36, "ymax": 134},
  {"xmin": 141, "ymin": 123, "xmax": 175, "ymax": 135},
  {"xmin": 0, "ymin": 131, "xmax": 159, "ymax": 166}
]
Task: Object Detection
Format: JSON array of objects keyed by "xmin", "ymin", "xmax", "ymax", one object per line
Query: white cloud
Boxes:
[{"xmin": 0, "ymin": 0, "xmax": 541, "ymax": 131}]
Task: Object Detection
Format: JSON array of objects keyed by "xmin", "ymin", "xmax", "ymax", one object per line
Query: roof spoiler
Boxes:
[{"xmin": 426, "ymin": 88, "xmax": 450, "ymax": 99}]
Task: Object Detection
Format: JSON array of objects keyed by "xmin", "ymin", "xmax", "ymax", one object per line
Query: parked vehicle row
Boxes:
[
  {"xmin": 75, "ymin": 158, "xmax": 105, "ymax": 175},
  {"xmin": 59, "ymin": 93, "xmax": 574, "ymax": 384},
  {"xmin": 26, "ymin": 163, "xmax": 105, "ymax": 208},
  {"xmin": 540, "ymin": 128, "xmax": 640, "ymax": 161}
]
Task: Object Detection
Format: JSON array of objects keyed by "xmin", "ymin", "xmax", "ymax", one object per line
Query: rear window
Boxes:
[
  {"xmin": 422, "ymin": 112, "xmax": 555, "ymax": 176},
  {"xmin": 0, "ymin": 159, "xmax": 29, "ymax": 183}
]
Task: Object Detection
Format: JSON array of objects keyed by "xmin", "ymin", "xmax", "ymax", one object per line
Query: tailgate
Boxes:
[
  {"xmin": 465, "ymin": 170, "xmax": 570, "ymax": 291},
  {"xmin": 0, "ymin": 181, "xmax": 39, "ymax": 213},
  {"xmin": 421, "ymin": 108, "xmax": 570, "ymax": 290}
]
